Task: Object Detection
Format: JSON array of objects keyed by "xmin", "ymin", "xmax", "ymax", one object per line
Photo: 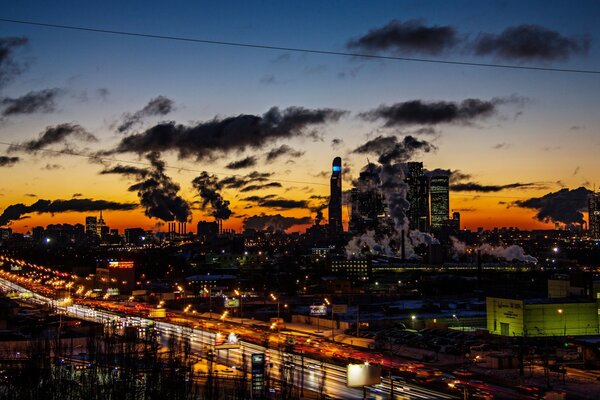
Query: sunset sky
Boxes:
[{"xmin": 0, "ymin": 1, "xmax": 599, "ymax": 233}]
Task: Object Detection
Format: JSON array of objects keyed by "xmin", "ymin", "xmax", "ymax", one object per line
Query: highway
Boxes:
[{"xmin": 0, "ymin": 267, "xmax": 457, "ymax": 399}]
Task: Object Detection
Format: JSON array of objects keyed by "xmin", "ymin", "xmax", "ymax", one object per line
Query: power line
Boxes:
[
  {"xmin": 0, "ymin": 141, "xmax": 329, "ymax": 187},
  {"xmin": 1, "ymin": 17, "xmax": 599, "ymax": 75}
]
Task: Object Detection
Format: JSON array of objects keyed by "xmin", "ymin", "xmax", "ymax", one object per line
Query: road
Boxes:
[{"xmin": 0, "ymin": 273, "xmax": 458, "ymax": 399}]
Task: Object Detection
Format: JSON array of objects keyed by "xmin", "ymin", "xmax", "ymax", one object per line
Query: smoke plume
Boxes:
[{"xmin": 191, "ymin": 172, "xmax": 232, "ymax": 220}]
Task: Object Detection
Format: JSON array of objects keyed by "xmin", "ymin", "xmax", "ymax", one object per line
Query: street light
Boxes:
[
  {"xmin": 204, "ymin": 287, "xmax": 212, "ymax": 319},
  {"xmin": 234, "ymin": 289, "xmax": 243, "ymax": 324},
  {"xmin": 453, "ymin": 314, "xmax": 464, "ymax": 332},
  {"xmin": 558, "ymin": 308, "xmax": 566, "ymax": 336},
  {"xmin": 270, "ymin": 293, "xmax": 280, "ymax": 319}
]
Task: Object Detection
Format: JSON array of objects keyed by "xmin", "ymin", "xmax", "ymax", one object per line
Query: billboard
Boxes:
[
  {"xmin": 108, "ymin": 261, "xmax": 134, "ymax": 269},
  {"xmin": 251, "ymin": 353, "xmax": 266, "ymax": 397},
  {"xmin": 224, "ymin": 297, "xmax": 240, "ymax": 308},
  {"xmin": 347, "ymin": 363, "xmax": 382, "ymax": 388},
  {"xmin": 310, "ymin": 305, "xmax": 327, "ymax": 316}
]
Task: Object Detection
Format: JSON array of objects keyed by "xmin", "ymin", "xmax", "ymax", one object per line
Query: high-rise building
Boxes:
[
  {"xmin": 430, "ymin": 176, "xmax": 449, "ymax": 229},
  {"xmin": 589, "ymin": 192, "xmax": 600, "ymax": 239},
  {"xmin": 97, "ymin": 211, "xmax": 106, "ymax": 237},
  {"xmin": 405, "ymin": 162, "xmax": 430, "ymax": 232},
  {"xmin": 328, "ymin": 157, "xmax": 343, "ymax": 235},
  {"xmin": 85, "ymin": 216, "xmax": 97, "ymax": 237}
]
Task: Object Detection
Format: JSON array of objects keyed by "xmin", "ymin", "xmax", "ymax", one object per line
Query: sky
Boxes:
[{"xmin": 0, "ymin": 0, "xmax": 599, "ymax": 234}]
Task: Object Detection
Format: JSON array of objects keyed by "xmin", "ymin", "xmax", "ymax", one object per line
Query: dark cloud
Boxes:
[
  {"xmin": 239, "ymin": 182, "xmax": 282, "ymax": 192},
  {"xmin": 117, "ymin": 95, "xmax": 175, "ymax": 133},
  {"xmin": 72, "ymin": 193, "xmax": 82, "ymax": 198},
  {"xmin": 451, "ymin": 182, "xmax": 539, "ymax": 192},
  {"xmin": 241, "ymin": 195, "xmax": 307, "ymax": 210},
  {"xmin": 265, "ymin": 144, "xmax": 305, "ymax": 162},
  {"xmin": 100, "ymin": 164, "xmax": 148, "ymax": 177},
  {"xmin": 0, "ymin": 156, "xmax": 19, "ymax": 167},
  {"xmin": 226, "ymin": 156, "xmax": 258, "ymax": 169},
  {"xmin": 191, "ymin": 172, "xmax": 232, "ymax": 220},
  {"xmin": 347, "ymin": 19, "xmax": 457, "ymax": 55},
  {"xmin": 573, "ymin": 166, "xmax": 580, "ymax": 176},
  {"xmin": 9, "ymin": 123, "xmax": 97, "ymax": 153},
  {"xmin": 42, "ymin": 164, "xmax": 62, "ymax": 170},
  {"xmin": 331, "ymin": 138, "xmax": 343, "ymax": 149},
  {"xmin": 359, "ymin": 98, "xmax": 501, "ymax": 127},
  {"xmin": 0, "ymin": 198, "xmax": 137, "ymax": 226},
  {"xmin": 1, "ymin": 89, "xmax": 62, "ymax": 117},
  {"xmin": 474, "ymin": 24, "xmax": 590, "ymax": 61},
  {"xmin": 219, "ymin": 171, "xmax": 273, "ymax": 189},
  {"xmin": 425, "ymin": 168, "xmax": 472, "ymax": 184},
  {"xmin": 24, "ymin": 193, "xmax": 37, "ymax": 198},
  {"xmin": 126, "ymin": 152, "xmax": 191, "ymax": 222},
  {"xmin": 96, "ymin": 88, "xmax": 110, "ymax": 101},
  {"xmin": 242, "ymin": 213, "xmax": 311, "ymax": 231},
  {"xmin": 353, "ymin": 135, "xmax": 436, "ymax": 164},
  {"xmin": 0, "ymin": 37, "xmax": 28, "ymax": 87},
  {"xmin": 514, "ymin": 187, "xmax": 591, "ymax": 225},
  {"xmin": 492, "ymin": 142, "xmax": 511, "ymax": 150},
  {"xmin": 104, "ymin": 106, "xmax": 346, "ymax": 160}
]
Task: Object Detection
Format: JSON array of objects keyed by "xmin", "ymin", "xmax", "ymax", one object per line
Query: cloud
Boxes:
[
  {"xmin": 425, "ymin": 168, "xmax": 471, "ymax": 184},
  {"xmin": 239, "ymin": 182, "xmax": 282, "ymax": 192},
  {"xmin": 100, "ymin": 164, "xmax": 148, "ymax": 177},
  {"xmin": 117, "ymin": 95, "xmax": 175, "ymax": 133},
  {"xmin": 1, "ymin": 88, "xmax": 62, "ymax": 117},
  {"xmin": 219, "ymin": 171, "xmax": 273, "ymax": 190},
  {"xmin": 24, "ymin": 193, "xmax": 37, "ymax": 198},
  {"xmin": 259, "ymin": 74, "xmax": 277, "ymax": 85},
  {"xmin": 8, "ymin": 123, "xmax": 97, "ymax": 153},
  {"xmin": 104, "ymin": 106, "xmax": 347, "ymax": 160},
  {"xmin": 242, "ymin": 213, "xmax": 311, "ymax": 231},
  {"xmin": 226, "ymin": 156, "xmax": 258, "ymax": 169},
  {"xmin": 72, "ymin": 193, "xmax": 82, "ymax": 198},
  {"xmin": 492, "ymin": 142, "xmax": 511, "ymax": 150},
  {"xmin": 353, "ymin": 135, "xmax": 436, "ymax": 164},
  {"xmin": 191, "ymin": 172, "xmax": 232, "ymax": 220},
  {"xmin": 331, "ymin": 138, "xmax": 343, "ymax": 149},
  {"xmin": 125, "ymin": 152, "xmax": 191, "ymax": 222},
  {"xmin": 573, "ymin": 166, "xmax": 580, "ymax": 176},
  {"xmin": 474, "ymin": 24, "xmax": 590, "ymax": 61},
  {"xmin": 0, "ymin": 198, "xmax": 138, "ymax": 226},
  {"xmin": 358, "ymin": 98, "xmax": 503, "ymax": 127},
  {"xmin": 514, "ymin": 187, "xmax": 592, "ymax": 225},
  {"xmin": 451, "ymin": 182, "xmax": 539, "ymax": 192},
  {"xmin": 0, "ymin": 37, "xmax": 28, "ymax": 87},
  {"xmin": 265, "ymin": 144, "xmax": 305, "ymax": 162},
  {"xmin": 42, "ymin": 164, "xmax": 63, "ymax": 170},
  {"xmin": 241, "ymin": 195, "xmax": 308, "ymax": 210},
  {"xmin": 347, "ymin": 19, "xmax": 458, "ymax": 55},
  {"xmin": 0, "ymin": 156, "xmax": 19, "ymax": 167}
]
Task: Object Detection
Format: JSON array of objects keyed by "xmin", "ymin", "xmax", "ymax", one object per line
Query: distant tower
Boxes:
[
  {"xmin": 589, "ymin": 192, "xmax": 600, "ymax": 239},
  {"xmin": 430, "ymin": 176, "xmax": 450, "ymax": 229},
  {"xmin": 405, "ymin": 162, "xmax": 430, "ymax": 232},
  {"xmin": 97, "ymin": 211, "xmax": 106, "ymax": 237},
  {"xmin": 328, "ymin": 157, "xmax": 343, "ymax": 235}
]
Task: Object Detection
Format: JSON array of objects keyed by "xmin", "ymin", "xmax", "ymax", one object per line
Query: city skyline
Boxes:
[{"xmin": 1, "ymin": 1, "xmax": 600, "ymax": 234}]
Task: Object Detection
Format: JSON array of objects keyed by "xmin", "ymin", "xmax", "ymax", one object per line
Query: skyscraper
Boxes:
[
  {"xmin": 589, "ymin": 192, "xmax": 600, "ymax": 239},
  {"xmin": 85, "ymin": 216, "xmax": 97, "ymax": 237},
  {"xmin": 430, "ymin": 176, "xmax": 449, "ymax": 229},
  {"xmin": 328, "ymin": 157, "xmax": 343, "ymax": 235},
  {"xmin": 405, "ymin": 162, "xmax": 430, "ymax": 232}
]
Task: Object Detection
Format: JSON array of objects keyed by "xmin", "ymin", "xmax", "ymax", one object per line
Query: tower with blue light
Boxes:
[{"xmin": 328, "ymin": 157, "xmax": 343, "ymax": 235}]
